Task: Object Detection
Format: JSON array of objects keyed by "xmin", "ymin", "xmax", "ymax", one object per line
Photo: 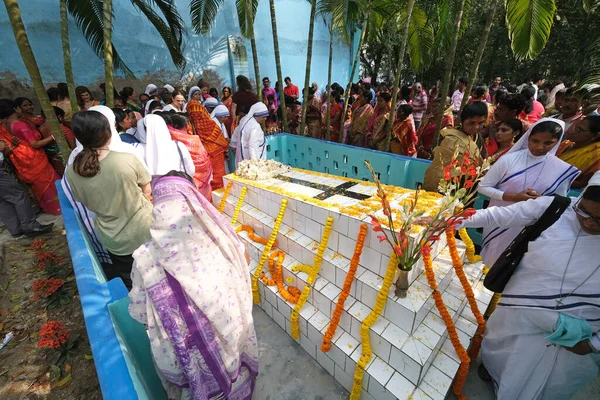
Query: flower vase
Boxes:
[{"xmin": 395, "ymin": 268, "xmax": 410, "ymax": 298}]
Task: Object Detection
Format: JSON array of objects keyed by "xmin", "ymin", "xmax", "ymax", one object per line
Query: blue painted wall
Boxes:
[{"xmin": 0, "ymin": 0, "xmax": 355, "ymax": 90}]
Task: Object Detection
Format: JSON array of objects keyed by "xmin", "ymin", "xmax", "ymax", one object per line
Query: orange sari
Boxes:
[
  {"xmin": 168, "ymin": 126, "xmax": 214, "ymax": 201},
  {"xmin": 186, "ymin": 100, "xmax": 229, "ymax": 190},
  {"xmin": 0, "ymin": 123, "xmax": 60, "ymax": 214}
]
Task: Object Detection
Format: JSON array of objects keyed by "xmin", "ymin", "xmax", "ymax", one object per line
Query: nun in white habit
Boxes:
[
  {"xmin": 143, "ymin": 114, "xmax": 195, "ymax": 178},
  {"xmin": 459, "ymin": 171, "xmax": 600, "ymax": 400},
  {"xmin": 211, "ymin": 104, "xmax": 230, "ymax": 139},
  {"xmin": 235, "ymin": 102, "xmax": 269, "ymax": 168},
  {"xmin": 477, "ymin": 117, "xmax": 580, "ymax": 266}
]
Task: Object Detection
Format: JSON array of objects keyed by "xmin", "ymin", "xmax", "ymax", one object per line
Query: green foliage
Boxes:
[
  {"xmin": 190, "ymin": 0, "xmax": 259, "ymax": 39},
  {"xmin": 505, "ymin": 0, "xmax": 557, "ymax": 60},
  {"xmin": 407, "ymin": 5, "xmax": 434, "ymax": 72}
]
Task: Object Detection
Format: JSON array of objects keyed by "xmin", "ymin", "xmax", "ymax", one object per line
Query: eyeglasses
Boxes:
[{"xmin": 573, "ymin": 199, "xmax": 600, "ymax": 225}]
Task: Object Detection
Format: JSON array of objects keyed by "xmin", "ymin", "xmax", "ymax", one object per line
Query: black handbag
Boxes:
[{"xmin": 483, "ymin": 195, "xmax": 571, "ymax": 293}]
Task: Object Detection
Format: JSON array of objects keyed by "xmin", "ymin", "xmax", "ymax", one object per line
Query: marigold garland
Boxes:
[
  {"xmin": 230, "ymin": 187, "xmax": 248, "ymax": 226},
  {"xmin": 485, "ymin": 292, "xmax": 502, "ymax": 319},
  {"xmin": 236, "ymin": 225, "xmax": 277, "ymax": 246},
  {"xmin": 251, "ymin": 199, "xmax": 288, "ymax": 304},
  {"xmin": 290, "ymin": 217, "xmax": 334, "ymax": 340},
  {"xmin": 446, "ymin": 229, "xmax": 486, "ymax": 360},
  {"xmin": 458, "ymin": 228, "xmax": 482, "ymax": 263},
  {"xmin": 260, "ymin": 250, "xmax": 301, "ymax": 303},
  {"xmin": 218, "ymin": 181, "xmax": 233, "ymax": 213},
  {"xmin": 321, "ymin": 224, "xmax": 368, "ymax": 352},
  {"xmin": 421, "ymin": 245, "xmax": 470, "ymax": 400},
  {"xmin": 350, "ymin": 253, "xmax": 398, "ymax": 400}
]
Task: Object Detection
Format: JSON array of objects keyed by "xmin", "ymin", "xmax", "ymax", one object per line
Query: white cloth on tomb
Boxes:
[
  {"xmin": 460, "ymin": 195, "xmax": 600, "ymax": 399},
  {"xmin": 477, "ymin": 118, "xmax": 579, "ymax": 266}
]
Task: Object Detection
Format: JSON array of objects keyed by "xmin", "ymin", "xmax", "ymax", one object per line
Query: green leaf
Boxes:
[
  {"xmin": 59, "ymin": 295, "xmax": 71, "ymax": 305},
  {"xmin": 505, "ymin": 0, "xmax": 557, "ymax": 60},
  {"xmin": 49, "ymin": 365, "xmax": 61, "ymax": 382},
  {"xmin": 84, "ymin": 353, "xmax": 94, "ymax": 360},
  {"xmin": 406, "ymin": 5, "xmax": 434, "ymax": 72},
  {"xmin": 54, "ymin": 373, "xmax": 72, "ymax": 387},
  {"xmin": 190, "ymin": 0, "xmax": 225, "ymax": 35}
]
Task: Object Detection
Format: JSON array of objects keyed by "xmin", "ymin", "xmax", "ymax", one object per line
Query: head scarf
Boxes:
[
  {"xmin": 163, "ymin": 84, "xmax": 175, "ymax": 93},
  {"xmin": 145, "ymin": 84, "xmax": 158, "ymax": 96},
  {"xmin": 507, "ymin": 117, "xmax": 566, "ymax": 156},
  {"xmin": 238, "ymin": 102, "xmax": 269, "ymax": 129},
  {"xmin": 187, "ymin": 86, "xmax": 201, "ymax": 102},
  {"xmin": 145, "ymin": 99, "xmax": 161, "ymax": 116},
  {"xmin": 210, "ymin": 105, "xmax": 230, "ymax": 119},
  {"xmin": 144, "ymin": 114, "xmax": 186, "ymax": 176},
  {"xmin": 204, "ymin": 97, "xmax": 218, "ymax": 110},
  {"xmin": 135, "ymin": 117, "xmax": 147, "ymax": 144}
]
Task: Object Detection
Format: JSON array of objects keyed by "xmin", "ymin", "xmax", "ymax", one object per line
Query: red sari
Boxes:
[
  {"xmin": 1, "ymin": 123, "xmax": 60, "ymax": 214},
  {"xmin": 168, "ymin": 126, "xmax": 214, "ymax": 201},
  {"xmin": 222, "ymin": 96, "xmax": 234, "ymax": 134},
  {"xmin": 186, "ymin": 101, "xmax": 229, "ymax": 190}
]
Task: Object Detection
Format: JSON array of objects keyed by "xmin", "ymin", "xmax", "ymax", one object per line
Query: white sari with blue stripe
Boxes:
[{"xmin": 478, "ymin": 118, "xmax": 579, "ymax": 266}]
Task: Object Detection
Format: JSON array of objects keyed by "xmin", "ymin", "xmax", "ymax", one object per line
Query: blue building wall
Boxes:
[{"xmin": 0, "ymin": 0, "xmax": 356, "ymax": 91}]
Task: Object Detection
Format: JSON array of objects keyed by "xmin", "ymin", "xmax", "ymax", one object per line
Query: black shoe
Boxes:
[{"xmin": 25, "ymin": 223, "xmax": 54, "ymax": 237}]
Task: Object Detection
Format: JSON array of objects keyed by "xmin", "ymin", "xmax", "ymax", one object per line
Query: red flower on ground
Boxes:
[
  {"xmin": 37, "ymin": 320, "xmax": 70, "ymax": 350},
  {"xmin": 32, "ymin": 278, "xmax": 64, "ymax": 300}
]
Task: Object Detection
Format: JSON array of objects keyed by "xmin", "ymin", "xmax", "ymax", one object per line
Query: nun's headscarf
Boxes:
[
  {"xmin": 238, "ymin": 102, "xmax": 269, "ymax": 130},
  {"xmin": 204, "ymin": 97, "xmax": 219, "ymax": 111},
  {"xmin": 135, "ymin": 117, "xmax": 147, "ymax": 144},
  {"xmin": 507, "ymin": 117, "xmax": 566, "ymax": 156},
  {"xmin": 163, "ymin": 84, "xmax": 175, "ymax": 93},
  {"xmin": 211, "ymin": 105, "xmax": 230, "ymax": 119},
  {"xmin": 188, "ymin": 86, "xmax": 201, "ymax": 102},
  {"xmin": 145, "ymin": 84, "xmax": 158, "ymax": 96},
  {"xmin": 145, "ymin": 100, "xmax": 162, "ymax": 116}
]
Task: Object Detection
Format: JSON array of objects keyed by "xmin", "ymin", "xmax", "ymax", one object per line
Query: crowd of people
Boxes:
[{"xmin": 0, "ymin": 71, "xmax": 599, "ymax": 399}]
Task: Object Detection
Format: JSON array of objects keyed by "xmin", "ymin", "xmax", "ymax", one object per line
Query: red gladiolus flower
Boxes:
[
  {"xmin": 461, "ymin": 166, "xmax": 468, "ymax": 174},
  {"xmin": 377, "ymin": 235, "xmax": 387, "ymax": 243},
  {"xmin": 443, "ymin": 166, "xmax": 452, "ymax": 181},
  {"xmin": 393, "ymin": 245, "xmax": 403, "ymax": 257},
  {"xmin": 369, "ymin": 215, "xmax": 383, "ymax": 232},
  {"xmin": 420, "ymin": 246, "xmax": 432, "ymax": 256},
  {"xmin": 462, "ymin": 208, "xmax": 476, "ymax": 218},
  {"xmin": 429, "ymin": 235, "xmax": 441, "ymax": 241},
  {"xmin": 465, "ymin": 180, "xmax": 474, "ymax": 189},
  {"xmin": 397, "ymin": 231, "xmax": 408, "ymax": 249},
  {"xmin": 463, "ymin": 151, "xmax": 470, "ymax": 163}
]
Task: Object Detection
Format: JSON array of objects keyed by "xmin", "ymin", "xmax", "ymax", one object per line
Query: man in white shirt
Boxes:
[
  {"xmin": 546, "ymin": 78, "xmax": 565, "ymax": 109},
  {"xmin": 532, "ymin": 74, "xmax": 546, "ymax": 100},
  {"xmin": 451, "ymin": 77, "xmax": 468, "ymax": 116}
]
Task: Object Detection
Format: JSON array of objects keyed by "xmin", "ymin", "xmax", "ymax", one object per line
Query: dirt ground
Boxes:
[{"xmin": 0, "ymin": 230, "xmax": 101, "ymax": 400}]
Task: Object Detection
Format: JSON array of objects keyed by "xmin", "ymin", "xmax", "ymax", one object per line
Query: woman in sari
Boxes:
[
  {"xmin": 486, "ymin": 118, "xmax": 522, "ymax": 165},
  {"xmin": 187, "ymin": 100, "xmax": 229, "ymax": 190},
  {"xmin": 0, "ymin": 99, "xmax": 61, "ymax": 215},
  {"xmin": 416, "ymin": 97, "xmax": 454, "ymax": 160},
  {"xmin": 120, "ymin": 87, "xmax": 141, "ymax": 112},
  {"xmin": 423, "ymin": 102, "xmax": 487, "ymax": 192},
  {"xmin": 76, "ymin": 86, "xmax": 100, "ymax": 111},
  {"xmin": 367, "ymin": 92, "xmax": 392, "ymax": 151},
  {"xmin": 129, "ymin": 172, "xmax": 258, "ymax": 400},
  {"xmin": 557, "ymin": 116, "xmax": 600, "ymax": 189},
  {"xmin": 221, "ymin": 86, "xmax": 234, "ymax": 134},
  {"xmin": 327, "ymin": 93, "xmax": 343, "ymax": 142},
  {"xmin": 459, "ymin": 171, "xmax": 600, "ymax": 400},
  {"xmin": 390, "ymin": 104, "xmax": 418, "ymax": 156},
  {"xmin": 477, "ymin": 118, "xmax": 579, "ymax": 267},
  {"xmin": 348, "ymin": 90, "xmax": 374, "ymax": 147},
  {"xmin": 166, "ymin": 113, "xmax": 213, "ymax": 201}
]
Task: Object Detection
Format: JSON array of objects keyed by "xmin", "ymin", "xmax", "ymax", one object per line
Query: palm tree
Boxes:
[
  {"xmin": 299, "ymin": 0, "xmax": 318, "ymax": 137},
  {"xmin": 191, "ymin": 0, "xmax": 262, "ymax": 99},
  {"xmin": 383, "ymin": 0, "xmax": 416, "ymax": 152},
  {"xmin": 432, "ymin": 0, "xmax": 467, "ymax": 147},
  {"xmin": 60, "ymin": 0, "xmax": 78, "ymax": 114},
  {"xmin": 66, "ymin": 0, "xmax": 186, "ymax": 76},
  {"xmin": 505, "ymin": 0, "xmax": 557, "ymax": 60},
  {"xmin": 325, "ymin": 20, "xmax": 334, "ymax": 141},
  {"xmin": 457, "ymin": 0, "xmax": 498, "ymax": 118},
  {"xmin": 3, "ymin": 0, "xmax": 70, "ymax": 159},
  {"xmin": 268, "ymin": 0, "xmax": 289, "ymax": 132},
  {"xmin": 103, "ymin": 0, "xmax": 115, "ymax": 108}
]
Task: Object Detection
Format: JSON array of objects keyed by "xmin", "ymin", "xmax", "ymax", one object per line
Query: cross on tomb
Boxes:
[{"xmin": 275, "ymin": 175, "xmax": 371, "ymax": 201}]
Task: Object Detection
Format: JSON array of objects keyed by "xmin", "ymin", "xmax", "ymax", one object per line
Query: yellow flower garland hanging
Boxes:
[
  {"xmin": 446, "ymin": 230, "xmax": 486, "ymax": 359},
  {"xmin": 290, "ymin": 217, "xmax": 334, "ymax": 340},
  {"xmin": 458, "ymin": 228, "xmax": 482, "ymax": 263},
  {"xmin": 350, "ymin": 254, "xmax": 397, "ymax": 400},
  {"xmin": 236, "ymin": 225, "xmax": 277, "ymax": 246},
  {"xmin": 217, "ymin": 181, "xmax": 233, "ymax": 213},
  {"xmin": 230, "ymin": 187, "xmax": 248, "ymax": 226},
  {"xmin": 251, "ymin": 199, "xmax": 288, "ymax": 304}
]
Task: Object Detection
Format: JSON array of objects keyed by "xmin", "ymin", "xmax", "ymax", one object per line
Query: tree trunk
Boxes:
[
  {"xmin": 340, "ymin": 5, "xmax": 370, "ymax": 142},
  {"xmin": 3, "ymin": 0, "xmax": 70, "ymax": 159},
  {"xmin": 60, "ymin": 0, "xmax": 78, "ymax": 114},
  {"xmin": 457, "ymin": 0, "xmax": 498, "ymax": 123},
  {"xmin": 432, "ymin": 0, "xmax": 466, "ymax": 147},
  {"xmin": 384, "ymin": 0, "xmax": 415, "ymax": 152},
  {"xmin": 249, "ymin": 36, "xmax": 262, "ymax": 101},
  {"xmin": 268, "ymin": 0, "xmax": 288, "ymax": 132},
  {"xmin": 325, "ymin": 26, "xmax": 334, "ymax": 141},
  {"xmin": 299, "ymin": 0, "xmax": 318, "ymax": 137},
  {"xmin": 103, "ymin": 0, "xmax": 114, "ymax": 108}
]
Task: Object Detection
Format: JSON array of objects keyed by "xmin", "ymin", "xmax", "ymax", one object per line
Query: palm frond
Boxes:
[
  {"xmin": 577, "ymin": 34, "xmax": 600, "ymax": 88},
  {"xmin": 505, "ymin": 0, "xmax": 556, "ymax": 60},
  {"xmin": 130, "ymin": 0, "xmax": 186, "ymax": 69},
  {"xmin": 431, "ymin": 0, "xmax": 452, "ymax": 54},
  {"xmin": 66, "ymin": 0, "xmax": 134, "ymax": 76},
  {"xmin": 236, "ymin": 0, "xmax": 260, "ymax": 38},
  {"xmin": 190, "ymin": 0, "xmax": 225, "ymax": 35},
  {"xmin": 407, "ymin": 5, "xmax": 434, "ymax": 72}
]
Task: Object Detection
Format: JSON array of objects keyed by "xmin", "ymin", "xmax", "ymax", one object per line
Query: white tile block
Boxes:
[
  {"xmin": 389, "ymin": 345, "xmax": 421, "ymax": 386},
  {"xmin": 305, "ymin": 217, "xmax": 323, "ymax": 242},
  {"xmin": 366, "ymin": 356, "xmax": 394, "ymax": 387},
  {"xmin": 334, "ymin": 363, "xmax": 354, "ymax": 392},
  {"xmin": 300, "ymin": 334, "xmax": 316, "ymax": 359},
  {"xmin": 338, "ymin": 233, "xmax": 356, "ymax": 260},
  {"xmin": 382, "ymin": 323, "xmax": 409, "ymax": 351},
  {"xmin": 431, "ymin": 351, "xmax": 460, "ymax": 379},
  {"xmin": 386, "ymin": 372, "xmax": 416, "ymax": 400},
  {"xmin": 414, "ymin": 323, "xmax": 442, "ymax": 350},
  {"xmin": 272, "ymin": 308, "xmax": 286, "ymax": 330},
  {"xmin": 326, "ymin": 341, "xmax": 347, "ymax": 369},
  {"xmin": 307, "ymin": 311, "xmax": 328, "ymax": 345},
  {"xmin": 336, "ymin": 331, "xmax": 359, "ymax": 356},
  {"xmin": 316, "ymin": 349, "xmax": 336, "ymax": 376},
  {"xmin": 366, "ymin": 374, "xmax": 395, "ymax": 400},
  {"xmin": 423, "ymin": 366, "xmax": 452, "ymax": 398},
  {"xmin": 312, "ymin": 289, "xmax": 331, "ymax": 318},
  {"xmin": 292, "ymin": 211, "xmax": 306, "ymax": 234}
]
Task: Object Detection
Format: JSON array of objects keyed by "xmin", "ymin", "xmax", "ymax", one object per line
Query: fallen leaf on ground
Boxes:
[{"xmin": 54, "ymin": 373, "xmax": 72, "ymax": 388}]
